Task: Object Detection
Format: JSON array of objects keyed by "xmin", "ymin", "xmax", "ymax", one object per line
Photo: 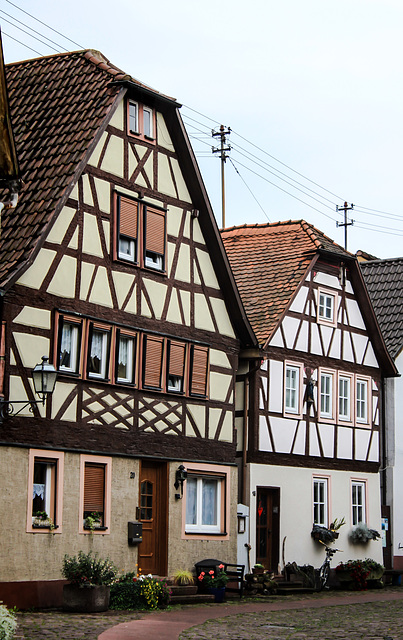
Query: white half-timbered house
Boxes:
[
  {"xmin": 0, "ymin": 50, "xmax": 256, "ymax": 608},
  {"xmin": 222, "ymin": 221, "xmax": 397, "ymax": 572}
]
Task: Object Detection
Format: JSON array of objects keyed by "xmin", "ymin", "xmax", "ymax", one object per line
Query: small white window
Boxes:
[
  {"xmin": 352, "ymin": 480, "xmax": 366, "ymax": 525},
  {"xmin": 186, "ymin": 475, "xmax": 222, "ymax": 533},
  {"xmin": 356, "ymin": 378, "xmax": 368, "ymax": 423},
  {"xmin": 59, "ymin": 321, "xmax": 80, "ymax": 373},
  {"xmin": 145, "ymin": 251, "xmax": 163, "ymax": 270},
  {"xmin": 129, "ymin": 101, "xmax": 138, "ymax": 134},
  {"xmin": 338, "ymin": 375, "xmax": 351, "ymax": 421},
  {"xmin": 284, "ymin": 364, "xmax": 301, "ymax": 414},
  {"xmin": 116, "ymin": 334, "xmax": 135, "ymax": 384},
  {"xmin": 118, "ymin": 236, "xmax": 136, "ymax": 262},
  {"xmin": 313, "ymin": 477, "xmax": 328, "ymax": 527},
  {"xmin": 88, "ymin": 328, "xmax": 109, "ymax": 379},
  {"xmin": 143, "ymin": 106, "xmax": 153, "ymax": 138},
  {"xmin": 319, "ymin": 372, "xmax": 333, "ymax": 419},
  {"xmin": 167, "ymin": 375, "xmax": 183, "ymax": 393},
  {"xmin": 317, "ymin": 289, "xmax": 337, "ymax": 325}
]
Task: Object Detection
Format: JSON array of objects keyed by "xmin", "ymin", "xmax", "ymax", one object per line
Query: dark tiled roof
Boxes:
[
  {"xmin": 360, "ymin": 257, "xmax": 403, "ymax": 359},
  {"xmin": 0, "ymin": 50, "xmax": 168, "ymax": 289},
  {"xmin": 221, "ymin": 220, "xmax": 353, "ymax": 345}
]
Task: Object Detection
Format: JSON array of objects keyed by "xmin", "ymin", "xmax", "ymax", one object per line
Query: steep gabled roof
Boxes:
[
  {"xmin": 360, "ymin": 257, "xmax": 403, "ymax": 359},
  {"xmin": 221, "ymin": 220, "xmax": 353, "ymax": 345}
]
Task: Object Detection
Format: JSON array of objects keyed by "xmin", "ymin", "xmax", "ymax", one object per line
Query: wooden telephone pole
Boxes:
[
  {"xmin": 336, "ymin": 201, "xmax": 354, "ymax": 250},
  {"xmin": 212, "ymin": 125, "xmax": 231, "ymax": 228}
]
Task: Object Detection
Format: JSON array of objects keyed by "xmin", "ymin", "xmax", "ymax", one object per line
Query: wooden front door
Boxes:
[
  {"xmin": 256, "ymin": 487, "xmax": 280, "ymax": 572},
  {"xmin": 138, "ymin": 460, "xmax": 168, "ymax": 575}
]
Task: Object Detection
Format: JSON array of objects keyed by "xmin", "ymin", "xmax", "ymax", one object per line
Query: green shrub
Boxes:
[
  {"xmin": 0, "ymin": 603, "xmax": 17, "ymax": 640},
  {"xmin": 110, "ymin": 573, "xmax": 171, "ymax": 610},
  {"xmin": 62, "ymin": 550, "xmax": 117, "ymax": 587}
]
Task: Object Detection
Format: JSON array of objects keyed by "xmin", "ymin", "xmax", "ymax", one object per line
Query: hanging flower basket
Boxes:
[{"xmin": 311, "ymin": 525, "xmax": 338, "ymax": 544}]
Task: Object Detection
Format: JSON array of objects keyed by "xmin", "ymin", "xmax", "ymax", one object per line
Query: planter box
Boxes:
[{"xmin": 63, "ymin": 584, "xmax": 110, "ymax": 612}]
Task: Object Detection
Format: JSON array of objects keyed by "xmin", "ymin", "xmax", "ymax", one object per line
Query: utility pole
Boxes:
[
  {"xmin": 212, "ymin": 125, "xmax": 231, "ymax": 228},
  {"xmin": 336, "ymin": 201, "xmax": 354, "ymax": 251}
]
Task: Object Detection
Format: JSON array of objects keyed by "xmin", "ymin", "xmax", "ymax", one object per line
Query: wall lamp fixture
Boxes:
[
  {"xmin": 0, "ymin": 356, "xmax": 58, "ymax": 419},
  {"xmin": 174, "ymin": 464, "xmax": 187, "ymax": 499}
]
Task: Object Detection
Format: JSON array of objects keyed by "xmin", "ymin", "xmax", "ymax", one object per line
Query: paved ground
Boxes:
[{"xmin": 15, "ymin": 587, "xmax": 403, "ymax": 640}]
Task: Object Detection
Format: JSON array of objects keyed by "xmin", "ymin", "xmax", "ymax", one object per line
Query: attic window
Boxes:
[
  {"xmin": 128, "ymin": 100, "xmax": 155, "ymax": 141},
  {"xmin": 317, "ymin": 288, "xmax": 337, "ymax": 327}
]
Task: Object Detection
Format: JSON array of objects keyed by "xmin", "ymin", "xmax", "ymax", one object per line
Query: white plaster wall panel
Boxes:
[
  {"xmin": 210, "ymin": 298, "xmax": 236, "ymax": 338},
  {"xmin": 195, "ymin": 248, "xmax": 220, "ymax": 289},
  {"xmin": 260, "ymin": 376, "xmax": 267, "ymax": 410},
  {"xmin": 128, "ymin": 149, "xmax": 146, "ymax": 189},
  {"xmin": 143, "ymin": 279, "xmax": 168, "ymax": 320},
  {"xmin": 320, "ymin": 324, "xmax": 334, "ymax": 357},
  {"xmin": 157, "ymin": 113, "xmax": 174, "ymax": 151},
  {"xmin": 209, "ymin": 408, "xmax": 233, "ymax": 442},
  {"xmin": 140, "ymin": 292, "xmax": 153, "ymax": 318},
  {"xmin": 209, "ymin": 371, "xmax": 231, "ymax": 402},
  {"xmin": 295, "ymin": 320, "xmax": 309, "ymax": 353},
  {"xmin": 282, "ymin": 316, "xmax": 300, "ymax": 349},
  {"xmin": 192, "ymin": 220, "xmax": 205, "ymax": 245},
  {"xmin": 337, "ymin": 426, "xmax": 353, "ymax": 459},
  {"xmin": 259, "ymin": 417, "xmax": 272, "ymax": 451},
  {"xmin": 235, "ymin": 416, "xmax": 244, "ymax": 450},
  {"xmin": 210, "ymin": 350, "xmax": 231, "ymax": 369},
  {"xmin": 272, "ymin": 417, "xmax": 297, "ymax": 453},
  {"xmin": 142, "ymin": 153, "xmax": 154, "ymax": 187},
  {"xmin": 194, "ymin": 294, "xmax": 215, "ymax": 332},
  {"xmin": 51, "ymin": 382, "xmax": 77, "ymax": 421},
  {"xmin": 368, "ymin": 431, "xmax": 380, "ymax": 462},
  {"xmin": 364, "ymin": 342, "xmax": 379, "ymax": 368},
  {"xmin": 100, "ymin": 136, "xmax": 124, "ymax": 177},
  {"xmin": 89, "ymin": 266, "xmax": 113, "ymax": 308},
  {"xmin": 310, "ymin": 323, "xmax": 323, "ymax": 355},
  {"xmin": 351, "ymin": 333, "xmax": 368, "ymax": 365},
  {"xmin": 175, "ymin": 244, "xmax": 191, "ymax": 283},
  {"xmin": 80, "ymin": 262, "xmax": 95, "ymax": 300},
  {"xmin": 373, "ymin": 392, "xmax": 379, "ymax": 425},
  {"xmin": 355, "ymin": 428, "xmax": 372, "ymax": 461},
  {"xmin": 235, "ymin": 380, "xmax": 245, "ymax": 413},
  {"xmin": 268, "ymin": 328, "xmax": 284, "ymax": 349},
  {"xmin": 345, "ymin": 298, "xmax": 366, "ymax": 330},
  {"xmin": 70, "ymin": 182, "xmax": 79, "ymax": 199},
  {"xmin": 47, "ymin": 255, "xmax": 77, "ymax": 298},
  {"xmin": 186, "ymin": 404, "xmax": 206, "ymax": 438},
  {"xmin": 47, "ymin": 206, "xmax": 76, "ymax": 244},
  {"xmin": 329, "ymin": 330, "xmax": 341, "ymax": 360},
  {"xmin": 123, "ymin": 290, "xmax": 138, "ymax": 315},
  {"xmin": 180, "ymin": 290, "xmax": 191, "ymax": 326},
  {"xmin": 342, "ymin": 331, "xmax": 354, "ymax": 362},
  {"xmin": 289, "ymin": 285, "xmax": 308, "ymax": 314},
  {"xmin": 194, "ymin": 267, "xmax": 201, "ymax": 286},
  {"xmin": 13, "ymin": 333, "xmax": 50, "ymax": 368},
  {"xmin": 10, "ymin": 351, "xmax": 15, "ymax": 365},
  {"xmin": 94, "ymin": 177, "xmax": 111, "ymax": 213},
  {"xmin": 109, "ymin": 100, "xmax": 124, "ymax": 130},
  {"xmin": 318, "ymin": 423, "xmax": 335, "ymax": 457},
  {"xmin": 183, "ymin": 211, "xmax": 191, "ymax": 239},
  {"xmin": 309, "ymin": 423, "xmax": 321, "ymax": 457},
  {"xmin": 166, "ymin": 205, "xmax": 183, "ymax": 237},
  {"xmin": 9, "ymin": 375, "xmax": 45, "ymax": 417},
  {"xmin": 158, "ymin": 154, "xmax": 176, "ymax": 197},
  {"xmin": 82, "ymin": 174, "xmax": 94, "ymax": 207},
  {"xmin": 13, "ymin": 307, "xmax": 50, "ymax": 330},
  {"xmin": 88, "ymin": 132, "xmax": 107, "ymax": 167},
  {"xmin": 102, "ymin": 220, "xmax": 110, "ymax": 251},
  {"xmin": 269, "ymin": 360, "xmax": 283, "ymax": 413},
  {"xmin": 166, "ymin": 289, "xmax": 182, "ymax": 325},
  {"xmin": 16, "ymin": 249, "xmax": 56, "ymax": 289},
  {"xmin": 313, "ymin": 272, "xmax": 341, "ymax": 290},
  {"xmin": 345, "ymin": 279, "xmax": 354, "ymax": 295},
  {"xmin": 171, "ymin": 157, "xmax": 192, "ymax": 203},
  {"xmin": 83, "ymin": 213, "xmax": 103, "ymax": 257},
  {"xmin": 68, "ymin": 227, "xmax": 78, "ymax": 250},
  {"xmin": 292, "ymin": 421, "xmax": 306, "ymax": 454}
]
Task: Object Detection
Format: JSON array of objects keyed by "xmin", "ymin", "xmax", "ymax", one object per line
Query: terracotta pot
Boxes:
[{"xmin": 63, "ymin": 584, "xmax": 110, "ymax": 612}]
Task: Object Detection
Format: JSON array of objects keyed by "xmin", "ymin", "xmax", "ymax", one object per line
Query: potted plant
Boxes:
[
  {"xmin": 62, "ymin": 550, "xmax": 118, "ymax": 612},
  {"xmin": 197, "ymin": 564, "xmax": 228, "ymax": 602},
  {"xmin": 349, "ymin": 523, "xmax": 381, "ymax": 544},
  {"xmin": 32, "ymin": 510, "xmax": 55, "ymax": 530},
  {"xmin": 252, "ymin": 563, "xmax": 265, "ymax": 575},
  {"xmin": 335, "ymin": 558, "xmax": 384, "ymax": 590},
  {"xmin": 311, "ymin": 517, "xmax": 345, "ymax": 544},
  {"xmin": 83, "ymin": 512, "xmax": 102, "ymax": 532}
]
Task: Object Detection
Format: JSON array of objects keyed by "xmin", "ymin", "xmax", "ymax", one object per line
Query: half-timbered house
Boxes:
[
  {"xmin": 221, "ymin": 221, "xmax": 397, "ymax": 572},
  {"xmin": 0, "ymin": 50, "xmax": 256, "ymax": 608}
]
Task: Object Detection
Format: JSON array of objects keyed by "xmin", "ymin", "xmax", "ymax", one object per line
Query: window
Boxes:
[
  {"xmin": 317, "ymin": 288, "xmax": 337, "ymax": 326},
  {"xmin": 115, "ymin": 193, "xmax": 166, "ymax": 272},
  {"xmin": 116, "ymin": 331, "xmax": 136, "ymax": 385},
  {"xmin": 57, "ymin": 316, "xmax": 82, "ymax": 374},
  {"xmin": 167, "ymin": 340, "xmax": 186, "ymax": 393},
  {"xmin": 185, "ymin": 475, "xmax": 223, "ymax": 534},
  {"xmin": 356, "ymin": 377, "xmax": 369, "ymax": 424},
  {"xmin": 143, "ymin": 335, "xmax": 164, "ymax": 390},
  {"xmin": 87, "ymin": 324, "xmax": 111, "ymax": 380},
  {"xmin": 352, "ymin": 480, "xmax": 366, "ymax": 525},
  {"xmin": 128, "ymin": 101, "xmax": 138, "ymax": 134},
  {"xmin": 189, "ymin": 345, "xmax": 209, "ymax": 397},
  {"xmin": 284, "ymin": 362, "xmax": 302, "ymax": 415},
  {"xmin": 127, "ymin": 100, "xmax": 155, "ymax": 140},
  {"xmin": 80, "ymin": 455, "xmax": 111, "ymax": 534},
  {"xmin": 319, "ymin": 370, "xmax": 335, "ymax": 420},
  {"xmin": 313, "ymin": 477, "xmax": 328, "ymax": 527},
  {"xmin": 27, "ymin": 450, "xmax": 64, "ymax": 533},
  {"xmin": 338, "ymin": 374, "xmax": 352, "ymax": 422}
]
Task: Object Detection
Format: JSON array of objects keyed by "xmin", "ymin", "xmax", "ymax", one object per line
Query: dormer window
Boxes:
[
  {"xmin": 317, "ymin": 288, "xmax": 338, "ymax": 327},
  {"xmin": 128, "ymin": 100, "xmax": 155, "ymax": 141}
]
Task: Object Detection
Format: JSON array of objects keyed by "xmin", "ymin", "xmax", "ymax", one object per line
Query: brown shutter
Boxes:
[
  {"xmin": 190, "ymin": 345, "xmax": 209, "ymax": 396},
  {"xmin": 84, "ymin": 463, "xmax": 105, "ymax": 513},
  {"xmin": 168, "ymin": 341, "xmax": 186, "ymax": 378},
  {"xmin": 119, "ymin": 196, "xmax": 138, "ymax": 238},
  {"xmin": 143, "ymin": 335, "xmax": 164, "ymax": 388},
  {"xmin": 145, "ymin": 207, "xmax": 165, "ymax": 255}
]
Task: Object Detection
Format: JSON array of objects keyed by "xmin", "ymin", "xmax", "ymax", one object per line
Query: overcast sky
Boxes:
[{"xmin": 2, "ymin": 0, "xmax": 403, "ymax": 259}]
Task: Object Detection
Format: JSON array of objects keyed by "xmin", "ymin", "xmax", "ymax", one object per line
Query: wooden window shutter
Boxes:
[
  {"xmin": 119, "ymin": 196, "xmax": 138, "ymax": 239},
  {"xmin": 190, "ymin": 345, "xmax": 209, "ymax": 396},
  {"xmin": 145, "ymin": 207, "xmax": 165, "ymax": 255},
  {"xmin": 84, "ymin": 463, "xmax": 105, "ymax": 514},
  {"xmin": 143, "ymin": 335, "xmax": 164, "ymax": 389},
  {"xmin": 168, "ymin": 341, "xmax": 186, "ymax": 378}
]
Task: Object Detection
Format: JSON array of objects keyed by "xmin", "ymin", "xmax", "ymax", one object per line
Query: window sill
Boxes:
[
  {"xmin": 83, "ymin": 525, "xmax": 108, "ymax": 531},
  {"xmin": 31, "ymin": 524, "xmax": 59, "ymax": 530},
  {"xmin": 185, "ymin": 530, "xmax": 227, "ymax": 536}
]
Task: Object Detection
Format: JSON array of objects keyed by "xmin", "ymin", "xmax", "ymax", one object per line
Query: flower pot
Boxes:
[
  {"xmin": 252, "ymin": 567, "xmax": 265, "ymax": 575},
  {"xmin": 208, "ymin": 586, "xmax": 225, "ymax": 603},
  {"xmin": 63, "ymin": 584, "xmax": 110, "ymax": 612}
]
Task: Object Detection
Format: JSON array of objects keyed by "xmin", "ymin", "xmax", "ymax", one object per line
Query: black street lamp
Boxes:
[{"xmin": 0, "ymin": 356, "xmax": 57, "ymax": 418}]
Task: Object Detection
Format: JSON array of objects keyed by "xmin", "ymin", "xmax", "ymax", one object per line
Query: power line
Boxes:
[
  {"xmin": 0, "ymin": 9, "xmax": 68, "ymax": 51},
  {"xmin": 229, "ymin": 158, "xmax": 270, "ymax": 223},
  {"xmin": 0, "ymin": 14, "xmax": 61, "ymax": 53},
  {"xmin": 2, "ymin": 30, "xmax": 44, "ymax": 56}
]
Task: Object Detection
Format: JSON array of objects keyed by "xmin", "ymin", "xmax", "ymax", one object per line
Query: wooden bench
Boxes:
[{"xmin": 195, "ymin": 559, "xmax": 245, "ymax": 598}]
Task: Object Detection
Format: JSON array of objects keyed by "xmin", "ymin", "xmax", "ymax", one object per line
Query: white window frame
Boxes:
[
  {"xmin": 185, "ymin": 474, "xmax": 223, "ymax": 534},
  {"xmin": 338, "ymin": 372, "xmax": 353, "ymax": 423},
  {"xmin": 143, "ymin": 106, "xmax": 153, "ymax": 138},
  {"xmin": 118, "ymin": 236, "xmax": 136, "ymax": 263},
  {"xmin": 284, "ymin": 361, "xmax": 303, "ymax": 416},
  {"xmin": 59, "ymin": 317, "xmax": 81, "ymax": 374},
  {"xmin": 317, "ymin": 288, "xmax": 338, "ymax": 327},
  {"xmin": 356, "ymin": 376, "xmax": 370, "ymax": 425},
  {"xmin": 318, "ymin": 369, "xmax": 335, "ymax": 421},
  {"xmin": 128, "ymin": 100, "xmax": 138, "ymax": 134},
  {"xmin": 351, "ymin": 479, "xmax": 366, "ymax": 525},
  {"xmin": 26, "ymin": 449, "xmax": 64, "ymax": 533},
  {"xmin": 116, "ymin": 332, "xmax": 136, "ymax": 385},
  {"xmin": 88, "ymin": 326, "xmax": 110, "ymax": 380},
  {"xmin": 313, "ymin": 476, "xmax": 329, "ymax": 527}
]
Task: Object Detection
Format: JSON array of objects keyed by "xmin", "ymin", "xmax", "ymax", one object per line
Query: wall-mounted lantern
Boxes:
[
  {"xmin": 0, "ymin": 356, "xmax": 57, "ymax": 418},
  {"xmin": 174, "ymin": 464, "xmax": 187, "ymax": 499}
]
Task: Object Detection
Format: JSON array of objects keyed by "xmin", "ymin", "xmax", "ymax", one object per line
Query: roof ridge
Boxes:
[
  {"xmin": 222, "ymin": 219, "xmax": 304, "ymax": 233},
  {"xmin": 360, "ymin": 256, "xmax": 403, "ymax": 266}
]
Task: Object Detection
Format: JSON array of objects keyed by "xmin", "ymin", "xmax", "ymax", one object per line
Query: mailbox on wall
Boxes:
[{"xmin": 128, "ymin": 521, "xmax": 143, "ymax": 545}]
